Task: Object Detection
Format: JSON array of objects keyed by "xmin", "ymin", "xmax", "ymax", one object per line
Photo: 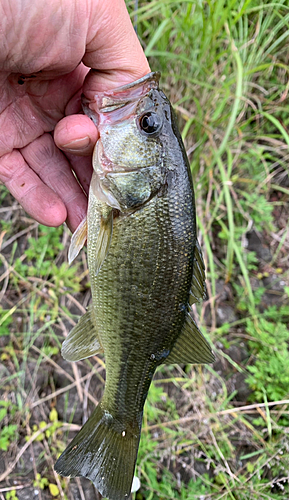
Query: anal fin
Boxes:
[
  {"xmin": 61, "ymin": 305, "xmax": 103, "ymax": 362},
  {"xmin": 165, "ymin": 313, "xmax": 214, "ymax": 365}
]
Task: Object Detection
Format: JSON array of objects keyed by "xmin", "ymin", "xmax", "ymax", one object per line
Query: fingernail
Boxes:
[{"xmin": 63, "ymin": 136, "xmax": 91, "ymax": 152}]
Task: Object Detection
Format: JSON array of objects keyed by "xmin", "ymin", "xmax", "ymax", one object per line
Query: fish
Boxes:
[{"xmin": 54, "ymin": 72, "xmax": 214, "ymax": 500}]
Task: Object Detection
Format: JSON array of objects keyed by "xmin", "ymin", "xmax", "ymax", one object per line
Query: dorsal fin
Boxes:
[{"xmin": 190, "ymin": 239, "xmax": 207, "ymax": 305}]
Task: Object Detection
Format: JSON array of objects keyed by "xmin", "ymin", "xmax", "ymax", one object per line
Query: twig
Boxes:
[
  {"xmin": 0, "ymin": 424, "xmax": 80, "ymax": 483},
  {"xmin": 30, "ymin": 372, "xmax": 98, "ymax": 408},
  {"xmin": 0, "ymin": 485, "xmax": 30, "ymax": 493},
  {"xmin": 0, "ymin": 222, "xmax": 38, "ymax": 251},
  {"xmin": 27, "ymin": 276, "xmax": 87, "ymax": 314},
  {"xmin": 0, "ymin": 206, "xmax": 22, "ymax": 213},
  {"xmin": 75, "ymin": 477, "xmax": 86, "ymax": 500},
  {"xmin": 217, "ymin": 399, "xmax": 289, "ymax": 416},
  {"xmin": 0, "ymin": 253, "xmax": 26, "ymax": 285},
  {"xmin": 42, "ymin": 439, "xmax": 65, "ymax": 499},
  {"xmin": 143, "ymin": 400, "xmax": 289, "ymax": 431},
  {"xmin": 209, "ymin": 429, "xmax": 240, "ymax": 483},
  {"xmin": 245, "ymin": 447, "xmax": 284, "ymax": 484},
  {"xmin": 0, "ymin": 255, "xmax": 9, "ymax": 302},
  {"xmin": 0, "ymin": 423, "xmax": 54, "ymax": 482},
  {"xmin": 83, "ymin": 373, "xmax": 93, "ymax": 423},
  {"xmin": 28, "ymin": 425, "xmax": 43, "ymax": 500},
  {"xmin": 72, "ymin": 363, "xmax": 84, "ymax": 403},
  {"xmin": 31, "ymin": 345, "xmax": 75, "ymax": 383},
  {"xmin": 30, "ymin": 347, "xmax": 100, "ymax": 406}
]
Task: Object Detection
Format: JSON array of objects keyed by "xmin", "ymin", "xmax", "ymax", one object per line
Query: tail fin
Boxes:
[{"xmin": 54, "ymin": 402, "xmax": 140, "ymax": 500}]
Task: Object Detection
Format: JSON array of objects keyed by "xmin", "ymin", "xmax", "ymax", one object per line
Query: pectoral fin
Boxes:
[
  {"xmin": 94, "ymin": 208, "xmax": 113, "ymax": 276},
  {"xmin": 165, "ymin": 313, "xmax": 214, "ymax": 365},
  {"xmin": 68, "ymin": 217, "xmax": 87, "ymax": 265},
  {"xmin": 61, "ymin": 305, "xmax": 103, "ymax": 362},
  {"xmin": 189, "ymin": 240, "xmax": 208, "ymax": 305}
]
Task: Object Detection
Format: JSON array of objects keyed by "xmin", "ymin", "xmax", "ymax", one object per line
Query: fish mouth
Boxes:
[{"xmin": 82, "ymin": 72, "xmax": 161, "ymax": 126}]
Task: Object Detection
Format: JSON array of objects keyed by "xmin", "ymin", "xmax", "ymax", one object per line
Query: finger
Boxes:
[
  {"xmin": 21, "ymin": 134, "xmax": 88, "ymax": 231},
  {"xmin": 54, "ymin": 115, "xmax": 98, "ymax": 156},
  {"xmin": 0, "ymin": 150, "xmax": 67, "ymax": 226}
]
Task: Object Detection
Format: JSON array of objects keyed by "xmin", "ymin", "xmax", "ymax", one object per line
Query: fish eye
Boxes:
[{"xmin": 139, "ymin": 112, "xmax": 162, "ymax": 135}]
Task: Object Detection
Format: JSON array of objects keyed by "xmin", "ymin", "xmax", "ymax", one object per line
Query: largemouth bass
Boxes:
[{"xmin": 54, "ymin": 72, "xmax": 214, "ymax": 500}]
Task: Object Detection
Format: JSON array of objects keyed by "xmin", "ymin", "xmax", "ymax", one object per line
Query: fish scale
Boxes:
[
  {"xmin": 55, "ymin": 72, "xmax": 214, "ymax": 500},
  {"xmin": 93, "ymin": 200, "xmax": 193, "ymax": 414}
]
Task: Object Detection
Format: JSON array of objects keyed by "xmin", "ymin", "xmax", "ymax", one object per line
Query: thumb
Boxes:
[
  {"xmin": 55, "ymin": 0, "xmax": 150, "ymax": 156},
  {"xmin": 83, "ymin": 0, "xmax": 150, "ymax": 95}
]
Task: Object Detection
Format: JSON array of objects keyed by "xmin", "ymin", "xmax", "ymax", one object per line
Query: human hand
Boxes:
[{"xmin": 0, "ymin": 0, "xmax": 150, "ymax": 231}]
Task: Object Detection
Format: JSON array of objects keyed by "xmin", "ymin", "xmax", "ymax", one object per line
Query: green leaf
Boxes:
[
  {"xmin": 49, "ymin": 408, "xmax": 58, "ymax": 422},
  {"xmin": 49, "ymin": 484, "xmax": 60, "ymax": 497}
]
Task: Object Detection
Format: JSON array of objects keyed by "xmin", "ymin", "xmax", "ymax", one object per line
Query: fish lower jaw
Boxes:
[
  {"xmin": 93, "ymin": 139, "xmax": 151, "ymax": 176},
  {"xmin": 93, "ymin": 140, "xmax": 125, "ymax": 175}
]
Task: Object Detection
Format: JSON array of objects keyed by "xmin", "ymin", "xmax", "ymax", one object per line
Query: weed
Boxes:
[
  {"xmin": 0, "ymin": 307, "xmax": 12, "ymax": 336},
  {"xmin": 5, "ymin": 491, "xmax": 19, "ymax": 500},
  {"xmin": 0, "ymin": 425, "xmax": 18, "ymax": 452},
  {"xmin": 33, "ymin": 473, "xmax": 49, "ymax": 490},
  {"xmin": 246, "ymin": 317, "xmax": 289, "ymax": 401},
  {"xmin": 0, "ymin": 401, "xmax": 18, "ymax": 451}
]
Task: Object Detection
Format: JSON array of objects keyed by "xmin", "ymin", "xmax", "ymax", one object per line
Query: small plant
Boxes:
[
  {"xmin": 0, "ymin": 401, "xmax": 18, "ymax": 451},
  {"xmin": 0, "ymin": 424, "xmax": 18, "ymax": 451},
  {"xmin": 13, "ymin": 225, "xmax": 65, "ymax": 280},
  {"xmin": 239, "ymin": 192, "xmax": 274, "ymax": 232},
  {"xmin": 33, "ymin": 474, "xmax": 60, "ymax": 497},
  {"xmin": 51, "ymin": 262, "xmax": 82, "ymax": 293},
  {"xmin": 5, "ymin": 490, "xmax": 19, "ymax": 500},
  {"xmin": 246, "ymin": 316, "xmax": 289, "ymax": 402},
  {"xmin": 33, "ymin": 473, "xmax": 49, "ymax": 490},
  {"xmin": 25, "ymin": 225, "xmax": 64, "ymax": 262},
  {"xmin": 0, "ymin": 307, "xmax": 13, "ymax": 336},
  {"xmin": 28, "ymin": 409, "xmax": 62, "ymax": 443}
]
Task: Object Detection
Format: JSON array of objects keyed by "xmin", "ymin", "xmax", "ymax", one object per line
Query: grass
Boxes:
[{"xmin": 1, "ymin": 0, "xmax": 289, "ymax": 499}]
